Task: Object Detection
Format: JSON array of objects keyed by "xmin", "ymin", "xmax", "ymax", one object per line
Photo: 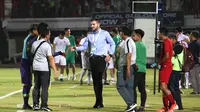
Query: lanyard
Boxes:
[{"xmin": 92, "ymin": 29, "xmax": 101, "ymax": 45}]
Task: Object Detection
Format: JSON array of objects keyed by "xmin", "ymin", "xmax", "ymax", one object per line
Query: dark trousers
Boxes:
[
  {"xmin": 89, "ymin": 56, "xmax": 106, "ymax": 104},
  {"xmin": 133, "ymin": 72, "xmax": 147, "ymax": 107},
  {"xmin": 32, "ymin": 71, "xmax": 50, "ymax": 107},
  {"xmin": 168, "ymin": 70, "xmax": 183, "ymax": 109}
]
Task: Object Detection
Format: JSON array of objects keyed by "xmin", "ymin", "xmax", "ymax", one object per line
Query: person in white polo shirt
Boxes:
[
  {"xmin": 53, "ymin": 31, "xmax": 71, "ymax": 81},
  {"xmin": 175, "ymin": 27, "xmax": 190, "ymax": 89},
  {"xmin": 32, "ymin": 29, "xmax": 58, "ymax": 111}
]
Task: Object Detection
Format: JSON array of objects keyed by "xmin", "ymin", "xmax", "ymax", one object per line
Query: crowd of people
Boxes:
[
  {"xmin": 19, "ymin": 19, "xmax": 200, "ymax": 112},
  {"xmin": 11, "ymin": 0, "xmax": 131, "ymax": 18}
]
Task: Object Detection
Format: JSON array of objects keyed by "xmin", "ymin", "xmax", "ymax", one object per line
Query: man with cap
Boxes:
[{"xmin": 168, "ymin": 32, "xmax": 184, "ymax": 110}]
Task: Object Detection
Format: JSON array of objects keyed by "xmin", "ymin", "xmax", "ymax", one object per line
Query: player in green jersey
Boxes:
[{"xmin": 65, "ymin": 28, "xmax": 77, "ymax": 80}]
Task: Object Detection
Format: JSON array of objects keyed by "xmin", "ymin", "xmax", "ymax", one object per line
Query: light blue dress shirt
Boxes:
[{"xmin": 76, "ymin": 29, "xmax": 115, "ymax": 56}]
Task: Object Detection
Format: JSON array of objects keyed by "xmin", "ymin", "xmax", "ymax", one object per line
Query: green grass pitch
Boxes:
[{"xmin": 0, "ymin": 68, "xmax": 199, "ymax": 112}]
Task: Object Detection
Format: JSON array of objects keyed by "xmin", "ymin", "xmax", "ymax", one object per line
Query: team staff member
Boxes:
[
  {"xmin": 74, "ymin": 19, "xmax": 115, "ymax": 108},
  {"xmin": 132, "ymin": 29, "xmax": 147, "ymax": 111},
  {"xmin": 65, "ymin": 28, "xmax": 77, "ymax": 80},
  {"xmin": 157, "ymin": 27, "xmax": 177, "ymax": 112},
  {"xmin": 32, "ymin": 29, "xmax": 58, "ymax": 111},
  {"xmin": 116, "ymin": 27, "xmax": 137, "ymax": 112},
  {"xmin": 168, "ymin": 33, "xmax": 184, "ymax": 110},
  {"xmin": 53, "ymin": 31, "xmax": 71, "ymax": 81},
  {"xmin": 20, "ymin": 24, "xmax": 38, "ymax": 110},
  {"xmin": 189, "ymin": 31, "xmax": 200, "ymax": 94}
]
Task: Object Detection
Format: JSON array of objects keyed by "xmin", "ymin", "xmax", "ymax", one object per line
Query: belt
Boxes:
[{"xmin": 90, "ymin": 55, "xmax": 106, "ymax": 58}]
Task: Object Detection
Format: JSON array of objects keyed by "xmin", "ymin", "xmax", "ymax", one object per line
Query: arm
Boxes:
[
  {"xmin": 106, "ymin": 32, "xmax": 116, "ymax": 55},
  {"xmin": 76, "ymin": 37, "xmax": 89, "ymax": 51},
  {"xmin": 46, "ymin": 44, "xmax": 58, "ymax": 80}
]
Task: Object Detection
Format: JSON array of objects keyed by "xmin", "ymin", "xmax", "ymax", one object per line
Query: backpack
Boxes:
[{"xmin": 182, "ymin": 47, "xmax": 194, "ymax": 72}]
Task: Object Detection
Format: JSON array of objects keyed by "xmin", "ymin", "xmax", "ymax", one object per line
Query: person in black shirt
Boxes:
[{"xmin": 189, "ymin": 31, "xmax": 200, "ymax": 94}]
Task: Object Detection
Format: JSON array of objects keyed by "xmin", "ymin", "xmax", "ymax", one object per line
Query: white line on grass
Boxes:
[{"xmin": 0, "ymin": 72, "xmax": 81, "ymax": 100}]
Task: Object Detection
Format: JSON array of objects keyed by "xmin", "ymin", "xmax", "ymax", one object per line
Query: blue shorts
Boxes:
[{"xmin": 20, "ymin": 59, "xmax": 32, "ymax": 85}]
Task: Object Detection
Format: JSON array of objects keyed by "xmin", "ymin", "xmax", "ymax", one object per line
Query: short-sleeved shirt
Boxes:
[
  {"xmin": 53, "ymin": 36, "xmax": 70, "ymax": 53},
  {"xmin": 124, "ymin": 37, "xmax": 136, "ymax": 65},
  {"xmin": 119, "ymin": 40, "xmax": 126, "ymax": 66},
  {"xmin": 113, "ymin": 35, "xmax": 121, "ymax": 53},
  {"xmin": 160, "ymin": 38, "xmax": 173, "ymax": 65},
  {"xmin": 67, "ymin": 35, "xmax": 76, "ymax": 47},
  {"xmin": 135, "ymin": 41, "xmax": 146, "ymax": 72},
  {"xmin": 177, "ymin": 33, "xmax": 189, "ymax": 48},
  {"xmin": 32, "ymin": 39, "xmax": 52, "ymax": 71}
]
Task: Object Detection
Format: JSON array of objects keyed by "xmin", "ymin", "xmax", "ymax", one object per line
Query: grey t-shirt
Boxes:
[
  {"xmin": 31, "ymin": 39, "xmax": 52, "ymax": 71},
  {"xmin": 119, "ymin": 40, "xmax": 126, "ymax": 66}
]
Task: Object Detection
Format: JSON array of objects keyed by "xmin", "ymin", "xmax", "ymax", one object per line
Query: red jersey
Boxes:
[{"xmin": 159, "ymin": 38, "xmax": 173, "ymax": 65}]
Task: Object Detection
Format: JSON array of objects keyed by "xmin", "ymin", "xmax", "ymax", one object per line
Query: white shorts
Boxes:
[
  {"xmin": 107, "ymin": 58, "xmax": 114, "ymax": 69},
  {"xmin": 81, "ymin": 55, "xmax": 90, "ymax": 69},
  {"xmin": 54, "ymin": 55, "xmax": 66, "ymax": 66}
]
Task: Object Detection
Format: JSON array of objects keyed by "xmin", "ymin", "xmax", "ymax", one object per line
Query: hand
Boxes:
[
  {"xmin": 54, "ymin": 70, "xmax": 59, "ymax": 80},
  {"xmin": 71, "ymin": 46, "xmax": 76, "ymax": 51},
  {"xmin": 105, "ymin": 55, "xmax": 111, "ymax": 62},
  {"xmin": 126, "ymin": 69, "xmax": 131, "ymax": 80}
]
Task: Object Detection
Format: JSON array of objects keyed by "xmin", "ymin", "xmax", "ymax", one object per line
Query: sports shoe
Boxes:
[
  {"xmin": 168, "ymin": 104, "xmax": 178, "ymax": 112},
  {"xmin": 80, "ymin": 79, "xmax": 83, "ymax": 85},
  {"xmin": 72, "ymin": 75, "xmax": 76, "ymax": 80},
  {"xmin": 125, "ymin": 104, "xmax": 137, "ymax": 112},
  {"xmin": 93, "ymin": 103, "xmax": 104, "ymax": 108},
  {"xmin": 59, "ymin": 75, "xmax": 64, "ymax": 81},
  {"xmin": 33, "ymin": 105, "xmax": 40, "ymax": 111},
  {"xmin": 156, "ymin": 107, "xmax": 167, "ymax": 112},
  {"xmin": 22, "ymin": 104, "xmax": 32, "ymax": 110},
  {"xmin": 67, "ymin": 75, "xmax": 70, "ymax": 80},
  {"xmin": 137, "ymin": 107, "xmax": 145, "ymax": 112},
  {"xmin": 41, "ymin": 107, "xmax": 52, "ymax": 111}
]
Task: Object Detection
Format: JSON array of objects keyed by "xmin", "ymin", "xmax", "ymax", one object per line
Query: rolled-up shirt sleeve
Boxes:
[
  {"xmin": 105, "ymin": 32, "xmax": 115, "ymax": 55},
  {"xmin": 76, "ymin": 37, "xmax": 89, "ymax": 51}
]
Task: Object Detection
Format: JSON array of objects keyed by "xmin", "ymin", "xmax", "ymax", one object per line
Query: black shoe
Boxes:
[
  {"xmin": 33, "ymin": 105, "xmax": 40, "ymax": 111},
  {"xmin": 80, "ymin": 80, "xmax": 83, "ymax": 85},
  {"xmin": 22, "ymin": 104, "xmax": 32, "ymax": 110},
  {"xmin": 125, "ymin": 104, "xmax": 137, "ymax": 112},
  {"xmin": 179, "ymin": 107, "xmax": 184, "ymax": 110},
  {"xmin": 190, "ymin": 92, "xmax": 198, "ymax": 95},
  {"xmin": 137, "ymin": 107, "xmax": 145, "ymax": 111},
  {"xmin": 93, "ymin": 103, "xmax": 104, "ymax": 108},
  {"xmin": 104, "ymin": 82, "xmax": 110, "ymax": 85},
  {"xmin": 41, "ymin": 107, "xmax": 52, "ymax": 111}
]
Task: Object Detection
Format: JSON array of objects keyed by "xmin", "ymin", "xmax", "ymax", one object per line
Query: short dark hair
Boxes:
[
  {"xmin": 38, "ymin": 22, "xmax": 48, "ymax": 35},
  {"xmin": 29, "ymin": 24, "xmax": 38, "ymax": 33},
  {"xmin": 40, "ymin": 29, "xmax": 50, "ymax": 38},
  {"xmin": 191, "ymin": 30, "xmax": 199, "ymax": 38},
  {"xmin": 175, "ymin": 27, "xmax": 183, "ymax": 33},
  {"xmin": 159, "ymin": 27, "xmax": 168, "ymax": 36},
  {"xmin": 134, "ymin": 29, "xmax": 145, "ymax": 38},
  {"xmin": 120, "ymin": 27, "xmax": 132, "ymax": 36},
  {"xmin": 64, "ymin": 28, "xmax": 70, "ymax": 31},
  {"xmin": 168, "ymin": 32, "xmax": 177, "ymax": 40},
  {"xmin": 60, "ymin": 31, "xmax": 65, "ymax": 36},
  {"xmin": 90, "ymin": 19, "xmax": 100, "ymax": 23},
  {"xmin": 112, "ymin": 28, "xmax": 119, "ymax": 34}
]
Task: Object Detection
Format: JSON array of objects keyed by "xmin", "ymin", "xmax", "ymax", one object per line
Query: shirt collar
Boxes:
[{"xmin": 93, "ymin": 28, "xmax": 101, "ymax": 34}]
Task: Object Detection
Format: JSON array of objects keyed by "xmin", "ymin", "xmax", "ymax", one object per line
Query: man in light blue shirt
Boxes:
[{"xmin": 74, "ymin": 19, "xmax": 115, "ymax": 108}]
